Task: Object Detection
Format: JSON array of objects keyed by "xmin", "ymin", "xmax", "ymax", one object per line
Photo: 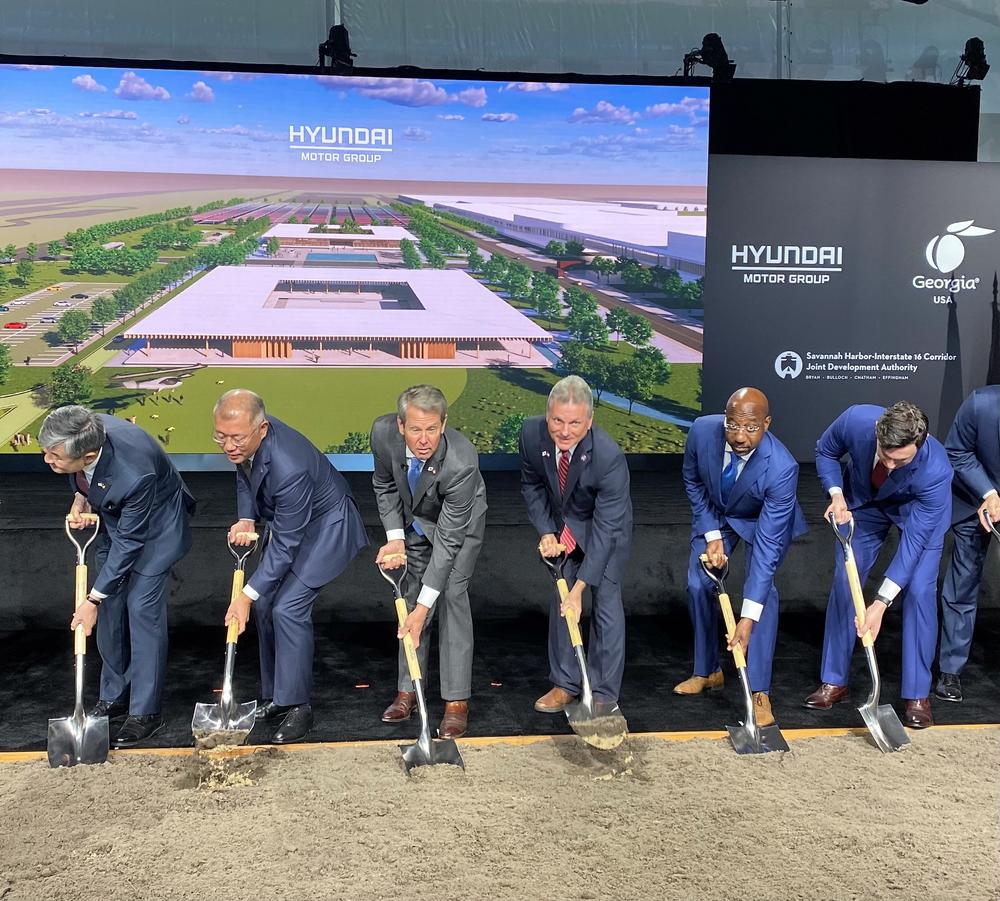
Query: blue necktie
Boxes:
[
  {"xmin": 407, "ymin": 456, "xmax": 425, "ymax": 536},
  {"xmin": 721, "ymin": 453, "xmax": 739, "ymax": 505}
]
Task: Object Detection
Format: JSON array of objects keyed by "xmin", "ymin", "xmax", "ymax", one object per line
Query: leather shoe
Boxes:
[
  {"xmin": 257, "ymin": 700, "xmax": 293, "ymax": 721},
  {"xmin": 803, "ymin": 683, "xmax": 849, "ymax": 709},
  {"xmin": 272, "ymin": 705, "xmax": 313, "ymax": 744},
  {"xmin": 89, "ymin": 698, "xmax": 128, "ymax": 720},
  {"xmin": 113, "ymin": 714, "xmax": 164, "ymax": 748},
  {"xmin": 381, "ymin": 691, "xmax": 416, "ymax": 723},
  {"xmin": 752, "ymin": 692, "xmax": 775, "ymax": 727},
  {"xmin": 673, "ymin": 671, "xmax": 724, "ymax": 695},
  {"xmin": 439, "ymin": 700, "xmax": 469, "ymax": 739},
  {"xmin": 903, "ymin": 697, "xmax": 933, "ymax": 729},
  {"xmin": 592, "ymin": 699, "xmax": 621, "ymax": 717},
  {"xmin": 935, "ymin": 672, "xmax": 963, "ymax": 703},
  {"xmin": 534, "ymin": 686, "xmax": 577, "ymax": 713}
]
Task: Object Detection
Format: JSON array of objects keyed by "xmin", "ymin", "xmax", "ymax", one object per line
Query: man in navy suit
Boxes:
[
  {"xmin": 937, "ymin": 386, "xmax": 1000, "ymax": 702},
  {"xmin": 519, "ymin": 375, "xmax": 633, "ymax": 713},
  {"xmin": 39, "ymin": 405, "xmax": 196, "ymax": 747},
  {"xmin": 678, "ymin": 387, "xmax": 807, "ymax": 726},
  {"xmin": 217, "ymin": 389, "xmax": 368, "ymax": 744},
  {"xmin": 806, "ymin": 402, "xmax": 952, "ymax": 728}
]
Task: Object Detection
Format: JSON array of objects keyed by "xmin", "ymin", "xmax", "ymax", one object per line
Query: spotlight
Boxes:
[
  {"xmin": 318, "ymin": 24, "xmax": 356, "ymax": 73},
  {"xmin": 683, "ymin": 33, "xmax": 737, "ymax": 81},
  {"xmin": 951, "ymin": 37, "xmax": 990, "ymax": 84}
]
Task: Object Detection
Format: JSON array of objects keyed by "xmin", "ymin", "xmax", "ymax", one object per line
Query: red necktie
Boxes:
[
  {"xmin": 75, "ymin": 470, "xmax": 89, "ymax": 496},
  {"xmin": 871, "ymin": 460, "xmax": 889, "ymax": 493},
  {"xmin": 557, "ymin": 451, "xmax": 577, "ymax": 553}
]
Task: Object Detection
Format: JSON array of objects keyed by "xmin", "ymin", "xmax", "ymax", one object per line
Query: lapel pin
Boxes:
[
  {"xmin": 427, "ymin": 465, "xmax": 437, "ymax": 475},
  {"xmin": 97, "ymin": 482, "xmax": 107, "ymax": 489},
  {"xmin": 541, "ymin": 450, "xmax": 551, "ymax": 458},
  {"xmin": 580, "ymin": 454, "xmax": 588, "ymax": 463}
]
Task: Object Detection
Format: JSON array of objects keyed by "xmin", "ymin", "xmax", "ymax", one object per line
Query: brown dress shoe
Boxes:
[
  {"xmin": 752, "ymin": 691, "xmax": 775, "ymax": 727},
  {"xmin": 803, "ymin": 683, "xmax": 849, "ymax": 709},
  {"xmin": 903, "ymin": 697, "xmax": 933, "ymax": 729},
  {"xmin": 381, "ymin": 691, "xmax": 416, "ymax": 723},
  {"xmin": 439, "ymin": 700, "xmax": 469, "ymax": 739},
  {"xmin": 534, "ymin": 686, "xmax": 577, "ymax": 713},
  {"xmin": 673, "ymin": 671, "xmax": 724, "ymax": 695}
]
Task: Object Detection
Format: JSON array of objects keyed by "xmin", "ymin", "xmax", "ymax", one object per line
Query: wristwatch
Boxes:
[
  {"xmin": 86, "ymin": 594, "xmax": 103, "ymax": 607},
  {"xmin": 874, "ymin": 594, "xmax": 893, "ymax": 609}
]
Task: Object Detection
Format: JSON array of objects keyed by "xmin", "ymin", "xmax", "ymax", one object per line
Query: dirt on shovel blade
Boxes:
[
  {"xmin": 192, "ymin": 728, "xmax": 251, "ymax": 751},
  {"xmin": 570, "ymin": 711, "xmax": 628, "ymax": 749}
]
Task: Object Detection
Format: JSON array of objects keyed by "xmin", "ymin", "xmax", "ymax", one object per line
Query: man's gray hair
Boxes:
[
  {"xmin": 397, "ymin": 384, "xmax": 448, "ymax": 422},
  {"xmin": 38, "ymin": 405, "xmax": 105, "ymax": 459},
  {"xmin": 547, "ymin": 375, "xmax": 594, "ymax": 417},
  {"xmin": 214, "ymin": 388, "xmax": 267, "ymax": 424}
]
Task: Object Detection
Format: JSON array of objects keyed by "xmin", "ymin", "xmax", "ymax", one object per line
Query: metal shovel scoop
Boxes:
[
  {"xmin": 699, "ymin": 555, "xmax": 789, "ymax": 754},
  {"xmin": 378, "ymin": 555, "xmax": 464, "ymax": 774},
  {"xmin": 47, "ymin": 513, "xmax": 110, "ymax": 768},
  {"xmin": 829, "ymin": 515, "xmax": 910, "ymax": 753},
  {"xmin": 191, "ymin": 532, "xmax": 260, "ymax": 750},
  {"xmin": 541, "ymin": 549, "xmax": 628, "ymax": 750}
]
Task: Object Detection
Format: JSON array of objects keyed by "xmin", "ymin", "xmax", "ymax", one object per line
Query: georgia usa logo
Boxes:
[{"xmin": 925, "ymin": 220, "xmax": 995, "ymax": 272}]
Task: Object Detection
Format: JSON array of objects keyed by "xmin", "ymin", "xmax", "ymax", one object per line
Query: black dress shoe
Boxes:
[
  {"xmin": 257, "ymin": 700, "xmax": 293, "ymax": 721},
  {"xmin": 89, "ymin": 698, "xmax": 129, "ymax": 719},
  {"xmin": 935, "ymin": 672, "xmax": 963, "ymax": 702},
  {"xmin": 113, "ymin": 714, "xmax": 164, "ymax": 748},
  {"xmin": 272, "ymin": 705, "xmax": 313, "ymax": 744}
]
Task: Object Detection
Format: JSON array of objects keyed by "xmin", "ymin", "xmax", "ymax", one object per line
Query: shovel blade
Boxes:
[
  {"xmin": 858, "ymin": 702, "xmax": 911, "ymax": 753},
  {"xmin": 566, "ymin": 701, "xmax": 629, "ymax": 750},
  {"xmin": 46, "ymin": 714, "xmax": 109, "ymax": 768},
  {"xmin": 399, "ymin": 737, "xmax": 465, "ymax": 775},
  {"xmin": 191, "ymin": 700, "xmax": 258, "ymax": 749},
  {"xmin": 726, "ymin": 722, "xmax": 790, "ymax": 755}
]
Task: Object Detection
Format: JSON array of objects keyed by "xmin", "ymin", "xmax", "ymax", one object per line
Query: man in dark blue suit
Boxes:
[
  {"xmin": 806, "ymin": 402, "xmax": 952, "ymax": 728},
  {"xmin": 39, "ymin": 405, "xmax": 196, "ymax": 747},
  {"xmin": 678, "ymin": 387, "xmax": 807, "ymax": 726},
  {"xmin": 217, "ymin": 390, "xmax": 368, "ymax": 744},
  {"xmin": 519, "ymin": 375, "xmax": 633, "ymax": 713},
  {"xmin": 938, "ymin": 386, "xmax": 1000, "ymax": 702}
]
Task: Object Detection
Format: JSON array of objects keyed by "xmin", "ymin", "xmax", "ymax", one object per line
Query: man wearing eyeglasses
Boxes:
[
  {"xmin": 677, "ymin": 387, "xmax": 806, "ymax": 727},
  {"xmin": 215, "ymin": 389, "xmax": 368, "ymax": 744}
]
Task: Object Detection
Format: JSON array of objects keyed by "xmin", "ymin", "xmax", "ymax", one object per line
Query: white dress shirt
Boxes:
[{"xmin": 385, "ymin": 449, "xmax": 441, "ymax": 610}]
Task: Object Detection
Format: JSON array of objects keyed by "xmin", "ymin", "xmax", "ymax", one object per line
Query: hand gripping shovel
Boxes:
[
  {"xmin": 829, "ymin": 515, "xmax": 910, "ymax": 753},
  {"xmin": 540, "ymin": 549, "xmax": 628, "ymax": 750},
  {"xmin": 47, "ymin": 513, "xmax": 110, "ymax": 768},
  {"xmin": 191, "ymin": 532, "xmax": 260, "ymax": 750},
  {"xmin": 378, "ymin": 555, "xmax": 464, "ymax": 774},
  {"xmin": 699, "ymin": 555, "xmax": 789, "ymax": 754}
]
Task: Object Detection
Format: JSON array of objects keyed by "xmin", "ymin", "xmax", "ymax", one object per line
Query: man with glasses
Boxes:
[
  {"xmin": 677, "ymin": 387, "xmax": 806, "ymax": 727},
  {"xmin": 805, "ymin": 401, "xmax": 952, "ymax": 728},
  {"xmin": 215, "ymin": 389, "xmax": 368, "ymax": 743}
]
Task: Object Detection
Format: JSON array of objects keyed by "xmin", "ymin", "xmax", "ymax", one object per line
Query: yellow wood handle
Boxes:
[
  {"xmin": 555, "ymin": 577, "xmax": 583, "ymax": 648},
  {"xmin": 844, "ymin": 555, "xmax": 875, "ymax": 648},
  {"xmin": 74, "ymin": 563, "xmax": 88, "ymax": 656},
  {"xmin": 67, "ymin": 513, "xmax": 99, "ymax": 523},
  {"xmin": 394, "ymin": 596, "xmax": 422, "ymax": 682},
  {"xmin": 231, "ymin": 569, "xmax": 245, "ymax": 604},
  {"xmin": 381, "ymin": 552, "xmax": 407, "ymax": 563},
  {"xmin": 716, "ymin": 590, "xmax": 747, "ymax": 668},
  {"xmin": 233, "ymin": 531, "xmax": 259, "ymax": 541}
]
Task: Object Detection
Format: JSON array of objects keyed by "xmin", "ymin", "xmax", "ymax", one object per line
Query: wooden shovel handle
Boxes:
[
  {"xmin": 382, "ymin": 552, "xmax": 407, "ymax": 564},
  {"xmin": 555, "ymin": 577, "xmax": 583, "ymax": 648},
  {"xmin": 74, "ymin": 564, "xmax": 88, "ymax": 656},
  {"xmin": 843, "ymin": 555, "xmax": 875, "ymax": 648},
  {"xmin": 67, "ymin": 512, "xmax": 99, "ymax": 523},
  {"xmin": 226, "ymin": 569, "xmax": 245, "ymax": 645},
  {"xmin": 716, "ymin": 589, "xmax": 747, "ymax": 669},
  {"xmin": 394, "ymin": 597, "xmax": 422, "ymax": 682}
]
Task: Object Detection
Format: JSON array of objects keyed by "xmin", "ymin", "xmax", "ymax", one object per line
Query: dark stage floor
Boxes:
[{"xmin": 3, "ymin": 608, "xmax": 998, "ymax": 752}]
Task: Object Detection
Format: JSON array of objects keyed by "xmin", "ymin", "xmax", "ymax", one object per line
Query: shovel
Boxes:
[
  {"xmin": 540, "ymin": 549, "xmax": 628, "ymax": 750},
  {"xmin": 699, "ymin": 554, "xmax": 789, "ymax": 755},
  {"xmin": 829, "ymin": 515, "xmax": 910, "ymax": 753},
  {"xmin": 378, "ymin": 555, "xmax": 465, "ymax": 774},
  {"xmin": 191, "ymin": 532, "xmax": 260, "ymax": 750},
  {"xmin": 47, "ymin": 513, "xmax": 110, "ymax": 768}
]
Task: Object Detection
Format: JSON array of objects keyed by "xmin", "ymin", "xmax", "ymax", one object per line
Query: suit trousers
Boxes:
[
  {"xmin": 548, "ymin": 553, "xmax": 625, "ymax": 702},
  {"xmin": 253, "ymin": 570, "xmax": 318, "ymax": 707},
  {"xmin": 94, "ymin": 547, "xmax": 170, "ymax": 716},
  {"xmin": 396, "ymin": 532, "xmax": 479, "ymax": 700},
  {"xmin": 685, "ymin": 530, "xmax": 780, "ymax": 693},
  {"xmin": 939, "ymin": 515, "xmax": 990, "ymax": 675},
  {"xmin": 820, "ymin": 509, "xmax": 942, "ymax": 699}
]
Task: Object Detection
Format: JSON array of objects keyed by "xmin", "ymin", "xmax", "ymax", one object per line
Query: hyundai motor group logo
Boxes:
[
  {"xmin": 925, "ymin": 220, "xmax": 995, "ymax": 272},
  {"xmin": 774, "ymin": 351, "xmax": 803, "ymax": 379}
]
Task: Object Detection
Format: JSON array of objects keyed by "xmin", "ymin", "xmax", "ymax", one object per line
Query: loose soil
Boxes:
[{"xmin": 0, "ymin": 730, "xmax": 996, "ymax": 901}]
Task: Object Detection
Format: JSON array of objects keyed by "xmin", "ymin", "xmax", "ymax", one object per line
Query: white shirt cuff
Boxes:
[
  {"xmin": 89, "ymin": 588, "xmax": 107, "ymax": 600},
  {"xmin": 984, "ymin": 489, "xmax": 998, "ymax": 500},
  {"xmin": 416, "ymin": 585, "xmax": 440, "ymax": 609},
  {"xmin": 386, "ymin": 529, "xmax": 406, "ymax": 541},
  {"xmin": 704, "ymin": 530, "xmax": 722, "ymax": 542},
  {"xmin": 828, "ymin": 487, "xmax": 843, "ymax": 497},
  {"xmin": 740, "ymin": 599, "xmax": 763, "ymax": 622},
  {"xmin": 877, "ymin": 578, "xmax": 901, "ymax": 602},
  {"xmin": 243, "ymin": 584, "xmax": 260, "ymax": 602}
]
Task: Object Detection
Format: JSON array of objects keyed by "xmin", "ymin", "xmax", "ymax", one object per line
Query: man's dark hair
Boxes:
[{"xmin": 876, "ymin": 401, "xmax": 929, "ymax": 450}]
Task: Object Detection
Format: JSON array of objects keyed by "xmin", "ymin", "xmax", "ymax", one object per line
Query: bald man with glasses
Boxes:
[{"xmin": 676, "ymin": 387, "xmax": 806, "ymax": 726}]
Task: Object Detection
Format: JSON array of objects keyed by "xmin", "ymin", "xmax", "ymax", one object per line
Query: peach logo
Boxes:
[{"xmin": 925, "ymin": 220, "xmax": 995, "ymax": 273}]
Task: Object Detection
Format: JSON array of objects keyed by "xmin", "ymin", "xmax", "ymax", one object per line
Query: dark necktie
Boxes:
[
  {"xmin": 407, "ymin": 457, "xmax": 425, "ymax": 537},
  {"xmin": 75, "ymin": 470, "xmax": 89, "ymax": 496},
  {"xmin": 240, "ymin": 460, "xmax": 252, "ymax": 481},
  {"xmin": 557, "ymin": 450, "xmax": 577, "ymax": 553},
  {"xmin": 721, "ymin": 453, "xmax": 739, "ymax": 505},
  {"xmin": 871, "ymin": 459, "xmax": 889, "ymax": 493}
]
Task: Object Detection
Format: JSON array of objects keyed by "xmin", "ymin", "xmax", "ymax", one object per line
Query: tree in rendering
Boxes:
[
  {"xmin": 46, "ymin": 240, "xmax": 63, "ymax": 259},
  {"xmin": 622, "ymin": 314, "xmax": 653, "ymax": 348},
  {"xmin": 0, "ymin": 343, "xmax": 12, "ymax": 386},
  {"xmin": 24, "ymin": 243, "xmax": 38, "ymax": 261},
  {"xmin": 57, "ymin": 310, "xmax": 92, "ymax": 350},
  {"xmin": 605, "ymin": 307, "xmax": 629, "ymax": 343},
  {"xmin": 15, "ymin": 259, "xmax": 33, "ymax": 285},
  {"xmin": 48, "ymin": 364, "xmax": 93, "ymax": 406},
  {"xmin": 90, "ymin": 295, "xmax": 118, "ymax": 335},
  {"xmin": 492, "ymin": 413, "xmax": 527, "ymax": 453},
  {"xmin": 545, "ymin": 240, "xmax": 566, "ymax": 259}
]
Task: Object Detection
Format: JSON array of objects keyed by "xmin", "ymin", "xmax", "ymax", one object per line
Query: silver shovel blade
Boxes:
[
  {"xmin": 858, "ymin": 702, "xmax": 911, "ymax": 754},
  {"xmin": 566, "ymin": 701, "xmax": 629, "ymax": 750},
  {"xmin": 191, "ymin": 700, "xmax": 258, "ymax": 750},
  {"xmin": 47, "ymin": 713, "xmax": 109, "ymax": 768},
  {"xmin": 726, "ymin": 722, "xmax": 790, "ymax": 755},
  {"xmin": 400, "ymin": 737, "xmax": 465, "ymax": 774}
]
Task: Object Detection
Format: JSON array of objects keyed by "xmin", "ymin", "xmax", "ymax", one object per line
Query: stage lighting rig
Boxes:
[
  {"xmin": 683, "ymin": 33, "xmax": 737, "ymax": 81},
  {"xmin": 951, "ymin": 37, "xmax": 990, "ymax": 85},
  {"xmin": 318, "ymin": 24, "xmax": 356, "ymax": 73}
]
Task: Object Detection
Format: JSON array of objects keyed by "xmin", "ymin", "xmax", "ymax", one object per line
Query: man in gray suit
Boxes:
[
  {"xmin": 39, "ymin": 405, "xmax": 196, "ymax": 747},
  {"xmin": 372, "ymin": 384, "xmax": 487, "ymax": 739}
]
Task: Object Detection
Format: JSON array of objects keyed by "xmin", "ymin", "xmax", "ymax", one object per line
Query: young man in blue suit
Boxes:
[
  {"xmin": 40, "ymin": 405, "xmax": 196, "ymax": 747},
  {"xmin": 520, "ymin": 375, "xmax": 633, "ymax": 714},
  {"xmin": 677, "ymin": 387, "xmax": 806, "ymax": 726},
  {"xmin": 938, "ymin": 386, "xmax": 1000, "ymax": 702},
  {"xmin": 217, "ymin": 389, "xmax": 368, "ymax": 744},
  {"xmin": 806, "ymin": 401, "xmax": 952, "ymax": 728}
]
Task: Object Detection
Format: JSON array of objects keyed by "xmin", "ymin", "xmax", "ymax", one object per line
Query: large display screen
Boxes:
[{"xmin": 0, "ymin": 64, "xmax": 709, "ymax": 465}]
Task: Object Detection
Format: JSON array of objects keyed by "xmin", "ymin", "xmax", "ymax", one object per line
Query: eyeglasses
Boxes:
[
  {"xmin": 724, "ymin": 421, "xmax": 763, "ymax": 434},
  {"xmin": 212, "ymin": 421, "xmax": 264, "ymax": 449}
]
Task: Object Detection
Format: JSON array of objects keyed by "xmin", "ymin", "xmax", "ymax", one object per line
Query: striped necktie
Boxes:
[{"xmin": 557, "ymin": 450, "xmax": 576, "ymax": 553}]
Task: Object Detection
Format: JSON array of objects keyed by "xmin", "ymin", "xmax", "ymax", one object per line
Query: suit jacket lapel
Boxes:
[
  {"xmin": 540, "ymin": 428, "xmax": 560, "ymax": 501},
  {"xmin": 880, "ymin": 444, "xmax": 920, "ymax": 499},
  {"xmin": 249, "ymin": 432, "xmax": 271, "ymax": 497},
  {"xmin": 562, "ymin": 431, "xmax": 592, "ymax": 503},
  {"xmin": 412, "ymin": 434, "xmax": 447, "ymax": 509},
  {"xmin": 709, "ymin": 420, "xmax": 726, "ymax": 506},
  {"xmin": 726, "ymin": 434, "xmax": 769, "ymax": 508},
  {"xmin": 84, "ymin": 439, "xmax": 115, "ymax": 510}
]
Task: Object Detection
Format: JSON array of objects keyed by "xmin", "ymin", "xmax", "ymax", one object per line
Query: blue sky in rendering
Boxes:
[{"xmin": 0, "ymin": 65, "xmax": 709, "ymax": 185}]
